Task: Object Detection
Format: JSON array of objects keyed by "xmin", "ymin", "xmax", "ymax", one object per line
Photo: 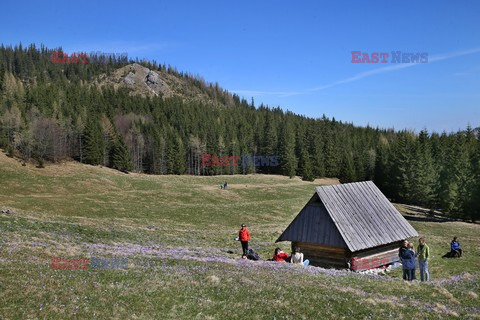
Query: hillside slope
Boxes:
[{"xmin": 1, "ymin": 152, "xmax": 479, "ymax": 319}]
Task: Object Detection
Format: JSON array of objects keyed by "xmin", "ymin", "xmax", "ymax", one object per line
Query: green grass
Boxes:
[{"xmin": 0, "ymin": 152, "xmax": 479, "ymax": 319}]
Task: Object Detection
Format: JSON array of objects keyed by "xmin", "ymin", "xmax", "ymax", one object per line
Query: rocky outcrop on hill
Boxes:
[{"xmin": 96, "ymin": 63, "xmax": 227, "ymax": 107}]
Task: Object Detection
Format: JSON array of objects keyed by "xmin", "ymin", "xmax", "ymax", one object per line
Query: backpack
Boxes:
[{"xmin": 247, "ymin": 249, "xmax": 260, "ymax": 261}]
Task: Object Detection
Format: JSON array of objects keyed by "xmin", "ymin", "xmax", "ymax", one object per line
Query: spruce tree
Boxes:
[
  {"xmin": 300, "ymin": 149, "xmax": 314, "ymax": 181},
  {"xmin": 410, "ymin": 130, "xmax": 436, "ymax": 208},
  {"xmin": 84, "ymin": 117, "xmax": 104, "ymax": 165},
  {"xmin": 324, "ymin": 122, "xmax": 339, "ymax": 177},
  {"xmin": 278, "ymin": 120, "xmax": 297, "ymax": 178},
  {"xmin": 112, "ymin": 135, "xmax": 132, "ymax": 172},
  {"xmin": 339, "ymin": 151, "xmax": 356, "ymax": 183}
]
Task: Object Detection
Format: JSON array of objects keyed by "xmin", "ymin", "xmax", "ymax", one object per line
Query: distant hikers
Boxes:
[
  {"xmin": 273, "ymin": 247, "xmax": 289, "ymax": 262},
  {"xmin": 399, "ymin": 240, "xmax": 415, "ymax": 281},
  {"xmin": 443, "ymin": 236, "xmax": 462, "ymax": 258},
  {"xmin": 290, "ymin": 247, "xmax": 310, "ymax": 267},
  {"xmin": 417, "ymin": 237, "xmax": 430, "ymax": 282},
  {"xmin": 238, "ymin": 224, "xmax": 250, "ymax": 257}
]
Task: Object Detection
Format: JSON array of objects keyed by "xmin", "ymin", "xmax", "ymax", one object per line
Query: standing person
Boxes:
[
  {"xmin": 407, "ymin": 243, "xmax": 417, "ymax": 280},
  {"xmin": 417, "ymin": 237, "xmax": 430, "ymax": 282},
  {"xmin": 290, "ymin": 247, "xmax": 310, "ymax": 266},
  {"xmin": 273, "ymin": 248, "xmax": 289, "ymax": 262},
  {"xmin": 238, "ymin": 224, "xmax": 250, "ymax": 256},
  {"xmin": 450, "ymin": 237, "xmax": 462, "ymax": 257},
  {"xmin": 399, "ymin": 240, "xmax": 410, "ymax": 280}
]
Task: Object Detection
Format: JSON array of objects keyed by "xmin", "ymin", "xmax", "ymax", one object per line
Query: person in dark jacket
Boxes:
[
  {"xmin": 407, "ymin": 243, "xmax": 417, "ymax": 280},
  {"xmin": 399, "ymin": 240, "xmax": 410, "ymax": 280},
  {"xmin": 399, "ymin": 239, "xmax": 416, "ymax": 281}
]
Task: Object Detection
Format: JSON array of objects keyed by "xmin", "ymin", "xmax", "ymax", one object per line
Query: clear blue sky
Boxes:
[{"xmin": 2, "ymin": 0, "xmax": 479, "ymax": 132}]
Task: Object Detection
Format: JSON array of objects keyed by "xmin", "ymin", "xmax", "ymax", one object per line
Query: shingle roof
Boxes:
[{"xmin": 277, "ymin": 181, "xmax": 418, "ymax": 252}]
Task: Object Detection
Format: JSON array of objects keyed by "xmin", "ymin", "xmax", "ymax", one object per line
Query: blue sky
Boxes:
[{"xmin": 2, "ymin": 0, "xmax": 479, "ymax": 132}]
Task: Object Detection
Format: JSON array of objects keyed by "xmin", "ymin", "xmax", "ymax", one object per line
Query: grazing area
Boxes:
[{"xmin": 0, "ymin": 151, "xmax": 479, "ymax": 319}]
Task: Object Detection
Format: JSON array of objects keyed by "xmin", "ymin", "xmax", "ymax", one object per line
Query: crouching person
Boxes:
[
  {"xmin": 450, "ymin": 237, "xmax": 462, "ymax": 257},
  {"xmin": 273, "ymin": 248, "xmax": 289, "ymax": 262}
]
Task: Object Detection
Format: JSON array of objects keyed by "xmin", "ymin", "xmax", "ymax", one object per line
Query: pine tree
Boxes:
[
  {"xmin": 173, "ymin": 135, "xmax": 185, "ymax": 174},
  {"xmin": 374, "ymin": 136, "xmax": 390, "ymax": 195},
  {"xmin": 278, "ymin": 120, "xmax": 297, "ymax": 178},
  {"xmin": 437, "ymin": 135, "xmax": 462, "ymax": 216},
  {"xmin": 263, "ymin": 112, "xmax": 277, "ymax": 158},
  {"xmin": 324, "ymin": 122, "xmax": 339, "ymax": 177},
  {"xmin": 339, "ymin": 151, "xmax": 356, "ymax": 183},
  {"xmin": 388, "ymin": 132, "xmax": 414, "ymax": 203},
  {"xmin": 300, "ymin": 149, "xmax": 314, "ymax": 181},
  {"xmin": 310, "ymin": 123, "xmax": 325, "ymax": 177},
  {"xmin": 112, "ymin": 135, "xmax": 132, "ymax": 172},
  {"xmin": 456, "ymin": 132, "xmax": 474, "ymax": 220},
  {"xmin": 84, "ymin": 117, "xmax": 104, "ymax": 165},
  {"xmin": 0, "ymin": 64, "xmax": 5, "ymax": 96},
  {"xmin": 410, "ymin": 130, "xmax": 436, "ymax": 208},
  {"xmin": 469, "ymin": 136, "xmax": 480, "ymax": 222}
]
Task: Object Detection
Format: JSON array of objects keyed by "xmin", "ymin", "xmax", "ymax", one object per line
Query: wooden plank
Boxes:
[{"xmin": 296, "ymin": 241, "xmax": 349, "ymax": 255}]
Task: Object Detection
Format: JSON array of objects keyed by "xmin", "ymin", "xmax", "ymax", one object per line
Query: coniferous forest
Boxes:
[{"xmin": 1, "ymin": 44, "xmax": 479, "ymax": 221}]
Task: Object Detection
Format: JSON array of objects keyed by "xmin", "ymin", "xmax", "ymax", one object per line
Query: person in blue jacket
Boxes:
[
  {"xmin": 399, "ymin": 240, "xmax": 416, "ymax": 281},
  {"xmin": 450, "ymin": 236, "xmax": 462, "ymax": 257}
]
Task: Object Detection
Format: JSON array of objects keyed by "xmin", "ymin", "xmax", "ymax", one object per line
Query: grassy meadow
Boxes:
[{"xmin": 0, "ymin": 151, "xmax": 479, "ymax": 319}]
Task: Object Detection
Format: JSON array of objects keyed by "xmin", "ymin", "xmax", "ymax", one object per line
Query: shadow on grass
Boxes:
[
  {"xmin": 402, "ymin": 205, "xmax": 452, "ymax": 223},
  {"xmin": 404, "ymin": 215, "xmax": 451, "ymax": 223}
]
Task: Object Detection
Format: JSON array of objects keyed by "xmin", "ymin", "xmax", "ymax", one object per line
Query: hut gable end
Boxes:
[{"xmin": 276, "ymin": 194, "xmax": 348, "ymax": 248}]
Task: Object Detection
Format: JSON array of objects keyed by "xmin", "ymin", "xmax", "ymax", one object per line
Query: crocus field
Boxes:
[{"xmin": 0, "ymin": 152, "xmax": 479, "ymax": 319}]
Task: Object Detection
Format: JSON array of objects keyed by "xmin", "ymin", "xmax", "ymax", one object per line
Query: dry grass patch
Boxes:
[{"xmin": 434, "ymin": 286, "xmax": 460, "ymax": 305}]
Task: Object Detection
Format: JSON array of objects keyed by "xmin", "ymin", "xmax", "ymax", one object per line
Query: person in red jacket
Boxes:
[
  {"xmin": 238, "ymin": 224, "xmax": 250, "ymax": 256},
  {"xmin": 273, "ymin": 247, "xmax": 289, "ymax": 262}
]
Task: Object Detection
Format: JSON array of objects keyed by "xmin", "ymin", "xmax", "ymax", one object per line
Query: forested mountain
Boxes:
[{"xmin": 0, "ymin": 43, "xmax": 479, "ymax": 221}]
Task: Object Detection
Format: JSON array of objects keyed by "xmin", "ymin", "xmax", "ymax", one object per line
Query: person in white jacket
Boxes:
[{"xmin": 290, "ymin": 247, "xmax": 310, "ymax": 266}]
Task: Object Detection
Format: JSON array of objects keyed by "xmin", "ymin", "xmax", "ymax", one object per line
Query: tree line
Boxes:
[{"xmin": 0, "ymin": 44, "xmax": 479, "ymax": 221}]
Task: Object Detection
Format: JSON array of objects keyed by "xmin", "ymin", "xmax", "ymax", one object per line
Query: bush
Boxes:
[
  {"xmin": 36, "ymin": 158, "xmax": 45, "ymax": 168},
  {"xmin": 6, "ymin": 145, "xmax": 14, "ymax": 157}
]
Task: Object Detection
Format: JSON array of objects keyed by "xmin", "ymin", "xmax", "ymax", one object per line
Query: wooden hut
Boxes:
[{"xmin": 276, "ymin": 181, "xmax": 418, "ymax": 270}]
